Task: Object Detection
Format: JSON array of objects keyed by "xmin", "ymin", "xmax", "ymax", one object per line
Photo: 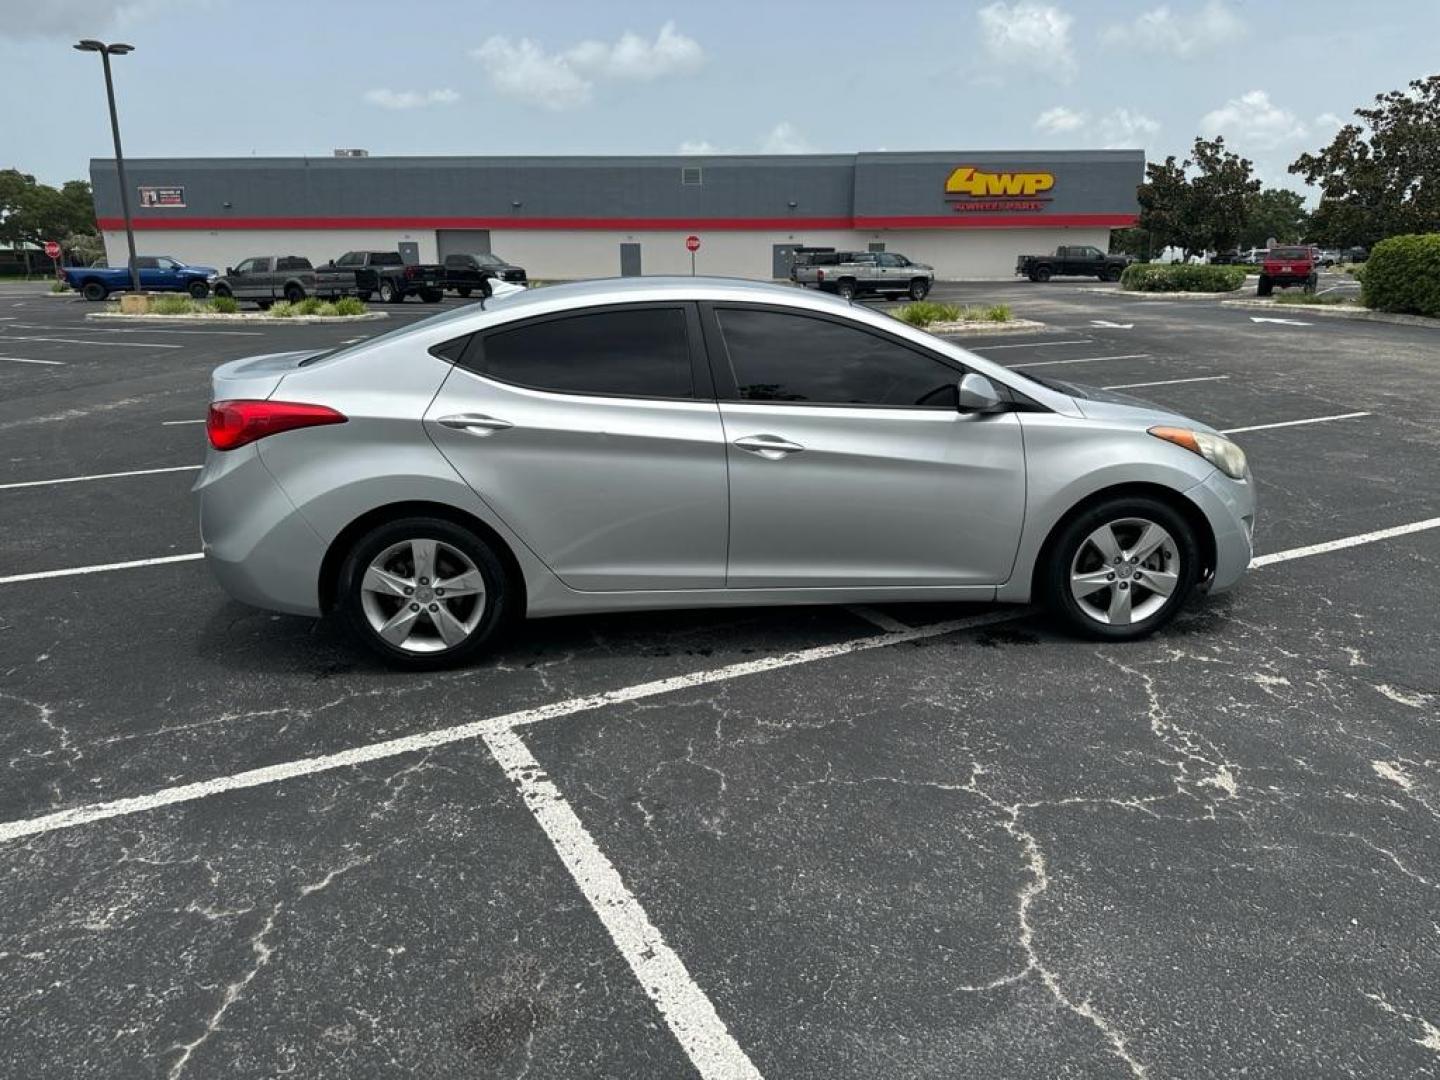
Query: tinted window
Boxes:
[
  {"xmin": 444, "ymin": 255, "xmax": 470, "ymax": 267},
  {"xmin": 277, "ymin": 256, "xmax": 310, "ymax": 271},
  {"xmin": 716, "ymin": 308, "xmax": 958, "ymax": 408},
  {"xmin": 478, "ymin": 308, "xmax": 692, "ymax": 398},
  {"xmin": 370, "ymin": 252, "xmax": 404, "ymax": 266},
  {"xmin": 1271, "ymin": 247, "xmax": 1309, "ymax": 259},
  {"xmin": 475, "ymin": 254, "xmax": 505, "ymax": 266},
  {"xmin": 135, "ymin": 257, "xmax": 158, "ymax": 269}
]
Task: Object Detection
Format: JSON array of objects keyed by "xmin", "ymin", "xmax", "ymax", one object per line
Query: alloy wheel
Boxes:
[
  {"xmin": 359, "ymin": 537, "xmax": 487, "ymax": 653},
  {"xmin": 1068, "ymin": 517, "xmax": 1179, "ymax": 626}
]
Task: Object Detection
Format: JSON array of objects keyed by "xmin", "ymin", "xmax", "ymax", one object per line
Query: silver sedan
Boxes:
[{"xmin": 196, "ymin": 278, "xmax": 1254, "ymax": 669}]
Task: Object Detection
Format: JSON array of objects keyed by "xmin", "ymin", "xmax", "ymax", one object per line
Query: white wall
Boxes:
[{"xmin": 104, "ymin": 226, "xmax": 1112, "ymax": 281}]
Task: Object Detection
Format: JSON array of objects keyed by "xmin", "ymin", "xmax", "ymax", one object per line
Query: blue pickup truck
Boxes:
[{"xmin": 63, "ymin": 255, "xmax": 218, "ymax": 301}]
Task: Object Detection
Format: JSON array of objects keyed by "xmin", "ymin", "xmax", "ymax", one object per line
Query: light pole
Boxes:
[{"xmin": 74, "ymin": 39, "xmax": 140, "ymax": 295}]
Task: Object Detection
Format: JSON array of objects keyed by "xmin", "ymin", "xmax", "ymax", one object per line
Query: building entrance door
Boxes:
[{"xmin": 620, "ymin": 243, "xmax": 642, "ymax": 276}]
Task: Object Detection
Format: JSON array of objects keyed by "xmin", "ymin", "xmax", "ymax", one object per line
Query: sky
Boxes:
[{"xmin": 3, "ymin": 0, "xmax": 1436, "ymax": 196}]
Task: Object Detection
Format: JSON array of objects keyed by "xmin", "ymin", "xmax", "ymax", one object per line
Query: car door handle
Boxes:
[
  {"xmin": 437, "ymin": 413, "xmax": 514, "ymax": 436},
  {"xmin": 733, "ymin": 434, "xmax": 805, "ymax": 459}
]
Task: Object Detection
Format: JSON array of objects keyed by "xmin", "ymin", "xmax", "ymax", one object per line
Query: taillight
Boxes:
[
  {"xmin": 404, "ymin": 265, "xmax": 418, "ymax": 278},
  {"xmin": 816, "ymin": 269, "xmax": 826, "ymax": 281},
  {"xmin": 207, "ymin": 400, "xmax": 347, "ymax": 451}
]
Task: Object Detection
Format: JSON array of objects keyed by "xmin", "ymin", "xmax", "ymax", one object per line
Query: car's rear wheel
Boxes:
[
  {"xmin": 379, "ymin": 280, "xmax": 400, "ymax": 303},
  {"xmin": 1303, "ymin": 274, "xmax": 1317, "ymax": 293},
  {"xmin": 908, "ymin": 278, "xmax": 930, "ymax": 300},
  {"xmin": 337, "ymin": 517, "xmax": 512, "ymax": 669},
  {"xmin": 1034, "ymin": 265, "xmax": 1053, "ymax": 282},
  {"xmin": 188, "ymin": 281, "xmax": 210, "ymax": 299},
  {"xmin": 1257, "ymin": 275, "xmax": 1273, "ymax": 296},
  {"xmin": 81, "ymin": 281, "xmax": 108, "ymax": 302},
  {"xmin": 836, "ymin": 279, "xmax": 857, "ymax": 300},
  {"xmin": 284, "ymin": 283, "xmax": 304, "ymax": 303},
  {"xmin": 1043, "ymin": 496, "xmax": 1200, "ymax": 641}
]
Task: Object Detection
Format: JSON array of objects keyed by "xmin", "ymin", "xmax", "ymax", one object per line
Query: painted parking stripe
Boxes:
[
  {"xmin": 17, "ymin": 324, "xmax": 263, "ymax": 337},
  {"xmin": 972, "ymin": 339, "xmax": 1093, "ymax": 351},
  {"xmin": 846, "ymin": 605, "xmax": 911, "ymax": 632},
  {"xmin": 0, "ymin": 335, "xmax": 182, "ymax": 349},
  {"xmin": 1, "ymin": 356, "xmax": 64, "ymax": 366},
  {"xmin": 1007, "ymin": 353, "xmax": 1150, "ymax": 369},
  {"xmin": 1103, "ymin": 376, "xmax": 1230, "ymax": 390},
  {"xmin": 1251, "ymin": 517, "xmax": 1440, "ymax": 568},
  {"xmin": 162, "ymin": 419, "xmax": 205, "ymax": 426},
  {"xmin": 0, "ymin": 552, "xmax": 203, "ymax": 585},
  {"xmin": 1221, "ymin": 411, "xmax": 1371, "ymax": 435},
  {"xmin": 0, "ymin": 464, "xmax": 201, "ymax": 492}
]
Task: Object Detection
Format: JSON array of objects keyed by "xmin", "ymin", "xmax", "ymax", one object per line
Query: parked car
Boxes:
[
  {"xmin": 1258, "ymin": 246, "xmax": 1318, "ymax": 296},
  {"xmin": 1015, "ymin": 245, "xmax": 1129, "ymax": 282},
  {"xmin": 326, "ymin": 251, "xmax": 445, "ymax": 303},
  {"xmin": 209, "ymin": 256, "xmax": 357, "ymax": 308},
  {"xmin": 790, "ymin": 250, "xmax": 934, "ymax": 300},
  {"xmin": 196, "ymin": 277, "xmax": 1255, "ymax": 669},
  {"xmin": 442, "ymin": 253, "xmax": 528, "ymax": 297},
  {"xmin": 62, "ymin": 255, "xmax": 217, "ymax": 302},
  {"xmin": 1343, "ymin": 246, "xmax": 1369, "ymax": 263},
  {"xmin": 1316, "ymin": 248, "xmax": 1342, "ymax": 268},
  {"xmin": 1210, "ymin": 250, "xmax": 1243, "ymax": 265}
]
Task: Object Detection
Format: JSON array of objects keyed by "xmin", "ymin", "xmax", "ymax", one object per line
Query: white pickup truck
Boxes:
[{"xmin": 790, "ymin": 249, "xmax": 934, "ymax": 300}]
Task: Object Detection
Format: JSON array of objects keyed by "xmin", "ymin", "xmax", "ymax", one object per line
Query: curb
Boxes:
[
  {"xmin": 86, "ymin": 311, "xmax": 390, "ymax": 325},
  {"xmin": 1219, "ymin": 299, "xmax": 1439, "ymax": 329},
  {"xmin": 1081, "ymin": 287, "xmax": 1249, "ymax": 300},
  {"xmin": 932, "ymin": 318, "xmax": 1049, "ymax": 335}
]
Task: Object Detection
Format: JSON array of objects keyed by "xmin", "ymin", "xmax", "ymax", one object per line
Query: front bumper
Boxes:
[
  {"xmin": 194, "ymin": 445, "xmax": 327, "ymax": 617},
  {"xmin": 1186, "ymin": 469, "xmax": 1255, "ymax": 594}
]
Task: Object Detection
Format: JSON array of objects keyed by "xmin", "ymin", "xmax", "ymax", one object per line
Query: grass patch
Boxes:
[
  {"xmin": 49, "ymin": 281, "xmax": 71, "ymax": 294},
  {"xmin": 269, "ymin": 300, "xmax": 297, "ymax": 318},
  {"xmin": 148, "ymin": 295, "xmax": 199, "ymax": 315},
  {"xmin": 332, "ymin": 296, "xmax": 366, "ymax": 316},
  {"xmin": 1273, "ymin": 292, "xmax": 1350, "ymax": 306},
  {"xmin": 1121, "ymin": 263, "xmax": 1246, "ymax": 292},
  {"xmin": 209, "ymin": 295, "xmax": 239, "ymax": 314},
  {"xmin": 893, "ymin": 301, "xmax": 1013, "ymax": 327}
]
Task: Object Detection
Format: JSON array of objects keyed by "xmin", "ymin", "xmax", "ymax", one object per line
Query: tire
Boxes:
[
  {"xmin": 284, "ymin": 283, "xmax": 304, "ymax": 304},
  {"xmin": 378, "ymin": 280, "xmax": 401, "ymax": 303},
  {"xmin": 213, "ymin": 284, "xmax": 233, "ymax": 300},
  {"xmin": 1042, "ymin": 495, "xmax": 1200, "ymax": 641},
  {"xmin": 1034, "ymin": 265, "xmax": 1053, "ymax": 283},
  {"xmin": 1257, "ymin": 276, "xmax": 1273, "ymax": 297},
  {"xmin": 1303, "ymin": 274, "xmax": 1317, "ymax": 293},
  {"xmin": 457, "ymin": 287, "xmax": 472, "ymax": 298},
  {"xmin": 421, "ymin": 289, "xmax": 443, "ymax": 303},
  {"xmin": 908, "ymin": 278, "xmax": 930, "ymax": 300},
  {"xmin": 836, "ymin": 279, "xmax": 857, "ymax": 301},
  {"xmin": 81, "ymin": 281, "xmax": 108, "ymax": 302},
  {"xmin": 336, "ymin": 516, "xmax": 513, "ymax": 670},
  {"xmin": 187, "ymin": 280, "xmax": 210, "ymax": 299},
  {"xmin": 1102, "ymin": 266, "xmax": 1123, "ymax": 283}
]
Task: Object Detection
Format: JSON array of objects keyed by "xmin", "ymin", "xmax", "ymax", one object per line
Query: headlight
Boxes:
[
  {"xmin": 1148, "ymin": 426, "xmax": 1248, "ymax": 479},
  {"xmin": 206, "ymin": 273, "xmax": 218, "ymax": 282}
]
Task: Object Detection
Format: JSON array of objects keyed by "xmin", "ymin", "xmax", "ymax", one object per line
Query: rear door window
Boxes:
[
  {"xmin": 714, "ymin": 307, "xmax": 959, "ymax": 408},
  {"xmin": 473, "ymin": 307, "xmax": 694, "ymax": 399}
]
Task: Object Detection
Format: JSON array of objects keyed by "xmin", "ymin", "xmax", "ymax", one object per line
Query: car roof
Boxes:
[{"xmin": 486, "ymin": 275, "xmax": 852, "ymax": 312}]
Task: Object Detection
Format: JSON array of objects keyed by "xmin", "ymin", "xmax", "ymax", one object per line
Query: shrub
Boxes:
[
  {"xmin": 332, "ymin": 296, "xmax": 366, "ymax": 316},
  {"xmin": 980, "ymin": 303, "xmax": 1012, "ymax": 322},
  {"xmin": 1360, "ymin": 233, "xmax": 1440, "ymax": 317},
  {"xmin": 209, "ymin": 295, "xmax": 239, "ymax": 314},
  {"xmin": 149, "ymin": 295, "xmax": 197, "ymax": 314},
  {"xmin": 49, "ymin": 280, "xmax": 70, "ymax": 294},
  {"xmin": 1120, "ymin": 263, "xmax": 1246, "ymax": 292},
  {"xmin": 295, "ymin": 297, "xmax": 324, "ymax": 315},
  {"xmin": 269, "ymin": 301, "xmax": 297, "ymax": 318},
  {"xmin": 892, "ymin": 301, "xmax": 962, "ymax": 327},
  {"xmin": 1274, "ymin": 292, "xmax": 1347, "ymax": 306},
  {"xmin": 314, "ymin": 301, "xmax": 341, "ymax": 316}
]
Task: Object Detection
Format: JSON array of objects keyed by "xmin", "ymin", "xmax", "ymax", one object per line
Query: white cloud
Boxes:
[
  {"xmin": 1201, "ymin": 90, "xmax": 1307, "ymax": 149},
  {"xmin": 1035, "ymin": 106, "xmax": 1088, "ymax": 134},
  {"xmin": 0, "ymin": 0, "xmax": 167, "ymax": 40},
  {"xmin": 1102, "ymin": 2, "xmax": 1244, "ymax": 56},
  {"xmin": 566, "ymin": 21, "xmax": 703, "ymax": 82},
  {"xmin": 978, "ymin": 3, "xmax": 1074, "ymax": 78},
  {"xmin": 760, "ymin": 122, "xmax": 813, "ymax": 155},
  {"xmin": 363, "ymin": 88, "xmax": 460, "ymax": 111},
  {"xmin": 1315, "ymin": 111, "xmax": 1347, "ymax": 129},
  {"xmin": 472, "ymin": 23, "xmax": 702, "ymax": 111},
  {"xmin": 471, "ymin": 37, "xmax": 592, "ymax": 110},
  {"xmin": 1099, "ymin": 108, "xmax": 1160, "ymax": 148},
  {"xmin": 678, "ymin": 139, "xmax": 721, "ymax": 155}
]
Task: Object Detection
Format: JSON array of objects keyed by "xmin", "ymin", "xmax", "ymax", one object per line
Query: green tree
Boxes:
[
  {"xmin": 1241, "ymin": 188, "xmax": 1310, "ymax": 248},
  {"xmin": 1188, "ymin": 136, "xmax": 1261, "ymax": 254},
  {"xmin": 0, "ymin": 171, "xmax": 97, "ymax": 250},
  {"xmin": 1290, "ymin": 74, "xmax": 1440, "ymax": 246},
  {"xmin": 1136, "ymin": 154, "xmax": 1195, "ymax": 258}
]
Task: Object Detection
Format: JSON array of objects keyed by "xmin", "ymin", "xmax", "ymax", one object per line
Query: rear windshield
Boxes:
[
  {"xmin": 1269, "ymin": 247, "xmax": 1310, "ymax": 260},
  {"xmin": 369, "ymin": 252, "xmax": 404, "ymax": 266}
]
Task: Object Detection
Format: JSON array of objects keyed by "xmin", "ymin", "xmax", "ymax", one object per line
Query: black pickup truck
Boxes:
[
  {"xmin": 1016, "ymin": 245, "xmax": 1129, "ymax": 282},
  {"xmin": 442, "ymin": 252, "xmax": 528, "ymax": 297},
  {"xmin": 327, "ymin": 250, "xmax": 445, "ymax": 303},
  {"xmin": 210, "ymin": 255, "xmax": 356, "ymax": 307}
]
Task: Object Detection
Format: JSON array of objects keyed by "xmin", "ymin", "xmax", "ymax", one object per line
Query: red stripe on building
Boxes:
[{"xmin": 97, "ymin": 213, "xmax": 1138, "ymax": 232}]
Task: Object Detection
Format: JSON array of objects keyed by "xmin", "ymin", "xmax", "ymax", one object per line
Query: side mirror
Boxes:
[
  {"xmin": 225, "ymin": 267, "xmax": 233, "ymax": 275},
  {"xmin": 958, "ymin": 373, "xmax": 1005, "ymax": 414}
]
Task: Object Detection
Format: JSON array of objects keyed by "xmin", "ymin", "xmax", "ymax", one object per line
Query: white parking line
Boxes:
[
  {"xmin": 0, "ymin": 356, "xmax": 64, "ymax": 366},
  {"xmin": 1103, "ymin": 376, "xmax": 1230, "ymax": 390},
  {"xmin": 161, "ymin": 419, "xmax": 205, "ymax": 426},
  {"xmin": 1251, "ymin": 517, "xmax": 1440, "ymax": 568},
  {"xmin": 847, "ymin": 605, "xmax": 911, "ymax": 633},
  {"xmin": 1007, "ymin": 353, "xmax": 1150, "ymax": 369},
  {"xmin": 0, "ymin": 553, "xmax": 203, "ymax": 585},
  {"xmin": 0, "ymin": 335, "xmax": 182, "ymax": 349},
  {"xmin": 0, "ymin": 465, "xmax": 201, "ymax": 492},
  {"xmin": 15, "ymin": 324, "xmax": 264, "ymax": 337},
  {"xmin": 1221, "ymin": 411, "xmax": 1371, "ymax": 435},
  {"xmin": 973, "ymin": 339, "xmax": 1093, "ymax": 351}
]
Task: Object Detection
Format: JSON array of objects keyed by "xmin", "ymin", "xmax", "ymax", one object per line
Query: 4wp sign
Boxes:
[{"xmin": 944, "ymin": 167, "xmax": 1054, "ymax": 212}]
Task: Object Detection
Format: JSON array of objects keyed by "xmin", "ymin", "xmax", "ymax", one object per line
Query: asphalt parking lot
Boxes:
[{"xmin": 2, "ymin": 279, "xmax": 1438, "ymax": 1078}]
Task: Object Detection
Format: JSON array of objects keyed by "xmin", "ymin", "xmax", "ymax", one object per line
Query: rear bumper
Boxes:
[
  {"xmin": 194, "ymin": 445, "xmax": 327, "ymax": 617},
  {"xmin": 1186, "ymin": 469, "xmax": 1255, "ymax": 594}
]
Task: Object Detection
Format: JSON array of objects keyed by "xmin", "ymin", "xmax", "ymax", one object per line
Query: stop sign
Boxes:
[
  {"xmin": 43, "ymin": 240, "xmax": 61, "ymax": 259},
  {"xmin": 685, "ymin": 235, "xmax": 701, "ymax": 253}
]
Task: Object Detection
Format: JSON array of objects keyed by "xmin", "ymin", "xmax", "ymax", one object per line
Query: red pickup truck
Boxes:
[{"xmin": 1257, "ymin": 246, "xmax": 1317, "ymax": 297}]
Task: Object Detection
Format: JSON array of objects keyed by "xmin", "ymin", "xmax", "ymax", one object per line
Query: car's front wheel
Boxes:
[
  {"xmin": 337, "ymin": 517, "xmax": 512, "ymax": 669},
  {"xmin": 1043, "ymin": 496, "xmax": 1200, "ymax": 640},
  {"xmin": 908, "ymin": 278, "xmax": 930, "ymax": 300},
  {"xmin": 81, "ymin": 281, "xmax": 108, "ymax": 302},
  {"xmin": 188, "ymin": 280, "xmax": 210, "ymax": 299}
]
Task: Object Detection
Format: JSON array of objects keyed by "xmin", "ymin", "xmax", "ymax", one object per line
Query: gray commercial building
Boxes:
[{"xmin": 91, "ymin": 150, "xmax": 1143, "ymax": 280}]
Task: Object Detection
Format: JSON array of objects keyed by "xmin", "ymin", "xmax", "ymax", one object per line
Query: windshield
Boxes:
[
  {"xmin": 1269, "ymin": 247, "xmax": 1309, "ymax": 260},
  {"xmin": 474, "ymin": 253, "xmax": 505, "ymax": 266}
]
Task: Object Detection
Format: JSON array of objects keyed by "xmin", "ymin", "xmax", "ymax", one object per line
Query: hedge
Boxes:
[
  {"xmin": 1360, "ymin": 233, "xmax": 1440, "ymax": 318},
  {"xmin": 1120, "ymin": 263, "xmax": 1247, "ymax": 293}
]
